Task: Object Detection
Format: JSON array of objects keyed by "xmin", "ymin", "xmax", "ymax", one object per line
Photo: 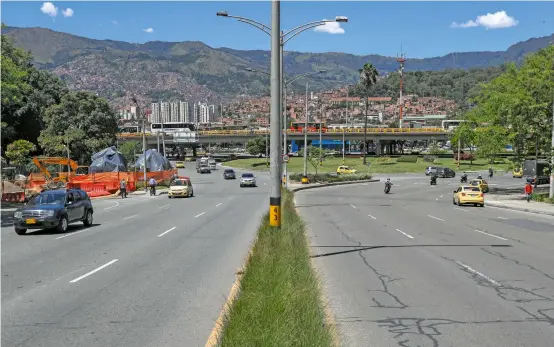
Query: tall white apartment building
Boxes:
[
  {"xmin": 151, "ymin": 103, "xmax": 160, "ymax": 123},
  {"xmin": 179, "ymin": 101, "xmax": 189, "ymax": 122},
  {"xmin": 160, "ymin": 102, "xmax": 170, "ymax": 123},
  {"xmin": 170, "ymin": 102, "xmax": 179, "ymax": 122}
]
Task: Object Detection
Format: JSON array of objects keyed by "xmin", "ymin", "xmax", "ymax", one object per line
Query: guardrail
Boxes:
[{"xmin": 117, "ymin": 128, "xmax": 447, "ymax": 137}]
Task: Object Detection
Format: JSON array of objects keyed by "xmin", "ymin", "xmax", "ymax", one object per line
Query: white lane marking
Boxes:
[
  {"xmin": 368, "ymin": 214, "xmax": 377, "ymax": 220},
  {"xmin": 498, "ymin": 217, "xmax": 507, "ymax": 220},
  {"xmin": 440, "ymin": 195, "xmax": 443, "ymax": 198},
  {"xmin": 474, "ymin": 229, "xmax": 508, "ymax": 241},
  {"xmin": 350, "ymin": 204, "xmax": 357, "ymax": 209},
  {"xmin": 54, "ymin": 228, "xmax": 89, "ymax": 240},
  {"xmin": 395, "ymin": 228, "xmax": 414, "ymax": 239},
  {"xmin": 158, "ymin": 204, "xmax": 170, "ymax": 209},
  {"xmin": 455, "ymin": 207, "xmax": 468, "ymax": 212},
  {"xmin": 264, "ymin": 183, "xmax": 267, "ymax": 186},
  {"xmin": 69, "ymin": 259, "xmax": 119, "ymax": 283},
  {"xmin": 195, "ymin": 212, "xmax": 206, "ymax": 218},
  {"xmin": 216, "ymin": 203, "xmax": 222, "ymax": 207},
  {"xmin": 123, "ymin": 214, "xmax": 138, "ymax": 220},
  {"xmin": 103, "ymin": 201, "xmax": 120, "ymax": 210},
  {"xmin": 436, "ymin": 198, "xmax": 439, "ymax": 201},
  {"xmin": 455, "ymin": 261, "xmax": 500, "ymax": 286},
  {"xmin": 158, "ymin": 227, "xmax": 176, "ymax": 237},
  {"xmin": 427, "ymin": 215, "xmax": 445, "ymax": 222}
]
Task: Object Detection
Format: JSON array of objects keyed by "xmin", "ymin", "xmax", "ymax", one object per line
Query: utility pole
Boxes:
[
  {"xmin": 343, "ymin": 88, "xmax": 348, "ymax": 164},
  {"xmin": 396, "ymin": 49, "xmax": 406, "ymax": 129},
  {"xmin": 363, "ymin": 94, "xmax": 368, "ymax": 165},
  {"xmin": 550, "ymin": 97, "xmax": 554, "ymax": 198},
  {"xmin": 136, "ymin": 102, "xmax": 147, "ymax": 193},
  {"xmin": 283, "ymin": 73, "xmax": 288, "ymax": 185},
  {"xmin": 319, "ymin": 106, "xmax": 323, "ymax": 166},
  {"xmin": 269, "ymin": 0, "xmax": 282, "ymax": 227},
  {"xmin": 303, "ymin": 81, "xmax": 309, "ymax": 183}
]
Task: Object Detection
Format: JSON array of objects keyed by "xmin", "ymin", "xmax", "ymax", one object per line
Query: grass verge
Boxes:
[
  {"xmin": 225, "ymin": 157, "xmax": 511, "ymax": 174},
  {"xmin": 218, "ymin": 189, "xmax": 335, "ymax": 347},
  {"xmin": 532, "ymin": 192, "xmax": 554, "ymax": 204}
]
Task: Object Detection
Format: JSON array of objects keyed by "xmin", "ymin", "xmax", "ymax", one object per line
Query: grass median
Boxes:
[
  {"xmin": 225, "ymin": 156, "xmax": 511, "ymax": 175},
  {"xmin": 219, "ymin": 189, "xmax": 335, "ymax": 347}
]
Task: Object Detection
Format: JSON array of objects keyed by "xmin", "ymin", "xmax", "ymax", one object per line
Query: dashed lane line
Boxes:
[
  {"xmin": 69, "ymin": 259, "xmax": 119, "ymax": 283},
  {"xmin": 158, "ymin": 227, "xmax": 177, "ymax": 237},
  {"xmin": 395, "ymin": 228, "xmax": 414, "ymax": 239}
]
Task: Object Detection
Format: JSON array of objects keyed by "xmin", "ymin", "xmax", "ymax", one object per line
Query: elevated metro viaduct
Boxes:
[{"xmin": 117, "ymin": 128, "xmax": 450, "ymax": 156}]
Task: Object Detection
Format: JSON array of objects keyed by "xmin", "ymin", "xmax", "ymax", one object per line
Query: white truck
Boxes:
[{"xmin": 202, "ymin": 156, "xmax": 217, "ymax": 170}]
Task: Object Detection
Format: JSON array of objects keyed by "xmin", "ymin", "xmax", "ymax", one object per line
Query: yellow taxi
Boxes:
[
  {"xmin": 168, "ymin": 177, "xmax": 194, "ymax": 198},
  {"xmin": 337, "ymin": 165, "xmax": 357, "ymax": 174},
  {"xmin": 453, "ymin": 185, "xmax": 484, "ymax": 207},
  {"xmin": 175, "ymin": 161, "xmax": 185, "ymax": 168},
  {"xmin": 469, "ymin": 179, "xmax": 489, "ymax": 193},
  {"xmin": 513, "ymin": 167, "xmax": 523, "ymax": 178}
]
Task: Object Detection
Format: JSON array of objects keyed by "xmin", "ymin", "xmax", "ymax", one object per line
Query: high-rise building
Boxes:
[
  {"xmin": 179, "ymin": 101, "xmax": 189, "ymax": 122},
  {"xmin": 170, "ymin": 102, "xmax": 179, "ymax": 122},
  {"xmin": 193, "ymin": 103, "xmax": 199, "ymax": 124},
  {"xmin": 160, "ymin": 101, "xmax": 170, "ymax": 123},
  {"xmin": 199, "ymin": 103, "xmax": 210, "ymax": 123},
  {"xmin": 151, "ymin": 103, "xmax": 160, "ymax": 123}
]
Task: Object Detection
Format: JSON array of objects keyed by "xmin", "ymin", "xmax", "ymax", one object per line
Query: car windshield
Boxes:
[
  {"xmin": 225, "ymin": 169, "xmax": 234, "ymax": 173},
  {"xmin": 172, "ymin": 180, "xmax": 187, "ymax": 186},
  {"xmin": 242, "ymin": 173, "xmax": 254, "ymax": 178},
  {"xmin": 463, "ymin": 187, "xmax": 481, "ymax": 192},
  {"xmin": 28, "ymin": 191, "xmax": 66, "ymax": 205}
]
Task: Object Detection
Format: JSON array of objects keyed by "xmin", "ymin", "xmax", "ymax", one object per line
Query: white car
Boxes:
[{"xmin": 240, "ymin": 173, "xmax": 257, "ymax": 187}]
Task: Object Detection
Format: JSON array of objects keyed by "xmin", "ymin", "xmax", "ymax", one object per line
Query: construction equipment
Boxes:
[{"xmin": 32, "ymin": 157, "xmax": 88, "ymax": 189}]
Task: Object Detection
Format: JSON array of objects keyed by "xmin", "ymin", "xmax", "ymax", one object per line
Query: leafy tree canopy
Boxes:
[{"xmin": 5, "ymin": 139, "xmax": 36, "ymax": 166}]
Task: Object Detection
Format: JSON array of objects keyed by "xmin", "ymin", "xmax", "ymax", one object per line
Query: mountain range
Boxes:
[{"xmin": 3, "ymin": 26, "xmax": 553, "ymax": 105}]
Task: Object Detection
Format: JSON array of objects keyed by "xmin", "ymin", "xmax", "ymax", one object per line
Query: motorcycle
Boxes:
[
  {"xmin": 384, "ymin": 182, "xmax": 392, "ymax": 194},
  {"xmin": 460, "ymin": 174, "xmax": 468, "ymax": 183},
  {"xmin": 430, "ymin": 176, "xmax": 437, "ymax": 185}
]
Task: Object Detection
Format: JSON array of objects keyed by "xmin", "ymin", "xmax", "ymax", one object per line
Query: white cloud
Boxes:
[
  {"xmin": 143, "ymin": 27, "xmax": 154, "ymax": 33},
  {"xmin": 111, "ymin": 20, "xmax": 119, "ymax": 25},
  {"xmin": 40, "ymin": 2, "xmax": 58, "ymax": 17},
  {"xmin": 314, "ymin": 20, "xmax": 345, "ymax": 34},
  {"xmin": 451, "ymin": 11, "xmax": 518, "ymax": 29},
  {"xmin": 62, "ymin": 8, "xmax": 74, "ymax": 18}
]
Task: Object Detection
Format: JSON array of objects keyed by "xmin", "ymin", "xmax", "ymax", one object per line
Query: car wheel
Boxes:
[
  {"xmin": 83, "ymin": 210, "xmax": 93, "ymax": 226},
  {"xmin": 452, "ymin": 198, "xmax": 456, "ymax": 205},
  {"xmin": 57, "ymin": 215, "xmax": 69, "ymax": 233},
  {"xmin": 168, "ymin": 196, "xmax": 172, "ymax": 199},
  {"xmin": 14, "ymin": 227, "xmax": 27, "ymax": 235},
  {"xmin": 480, "ymin": 204, "xmax": 485, "ymax": 207}
]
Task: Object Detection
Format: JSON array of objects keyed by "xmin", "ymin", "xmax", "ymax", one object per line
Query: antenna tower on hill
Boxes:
[{"xmin": 396, "ymin": 43, "xmax": 407, "ymax": 129}]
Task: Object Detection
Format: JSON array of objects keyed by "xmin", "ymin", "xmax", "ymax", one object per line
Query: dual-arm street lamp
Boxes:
[
  {"xmin": 244, "ymin": 67, "xmax": 326, "ymax": 184},
  {"xmin": 218, "ymin": 7, "xmax": 347, "ymax": 227}
]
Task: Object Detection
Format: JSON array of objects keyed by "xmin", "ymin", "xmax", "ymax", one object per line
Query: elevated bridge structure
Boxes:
[{"xmin": 117, "ymin": 128, "xmax": 449, "ymax": 148}]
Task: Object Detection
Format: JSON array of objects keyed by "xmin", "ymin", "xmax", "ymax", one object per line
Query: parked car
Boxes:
[
  {"xmin": 13, "ymin": 189, "xmax": 94, "ymax": 235},
  {"xmin": 436, "ymin": 167, "xmax": 456, "ymax": 178},
  {"xmin": 240, "ymin": 173, "xmax": 257, "ymax": 187},
  {"xmin": 223, "ymin": 169, "xmax": 236, "ymax": 179}
]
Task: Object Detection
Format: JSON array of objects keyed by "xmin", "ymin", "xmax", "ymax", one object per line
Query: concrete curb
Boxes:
[
  {"xmin": 289, "ymin": 179, "xmax": 380, "ymax": 192},
  {"xmin": 485, "ymin": 201, "xmax": 554, "ymax": 216}
]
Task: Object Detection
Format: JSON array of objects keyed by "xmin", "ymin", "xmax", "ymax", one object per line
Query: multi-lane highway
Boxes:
[
  {"xmin": 2, "ymin": 166, "xmax": 268, "ymax": 347},
  {"xmin": 296, "ymin": 175, "xmax": 554, "ymax": 347}
]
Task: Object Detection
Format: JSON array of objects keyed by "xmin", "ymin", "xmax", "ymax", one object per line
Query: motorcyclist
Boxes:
[
  {"xmin": 488, "ymin": 167, "xmax": 493, "ymax": 178},
  {"xmin": 430, "ymin": 172, "xmax": 437, "ymax": 184},
  {"xmin": 477, "ymin": 173, "xmax": 483, "ymax": 179},
  {"xmin": 384, "ymin": 178, "xmax": 393, "ymax": 192},
  {"xmin": 461, "ymin": 173, "xmax": 468, "ymax": 183},
  {"xmin": 148, "ymin": 177, "xmax": 157, "ymax": 196}
]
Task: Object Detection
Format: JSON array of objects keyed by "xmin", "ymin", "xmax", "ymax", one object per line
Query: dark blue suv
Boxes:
[{"xmin": 13, "ymin": 189, "xmax": 94, "ymax": 235}]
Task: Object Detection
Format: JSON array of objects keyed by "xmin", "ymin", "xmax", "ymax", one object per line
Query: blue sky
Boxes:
[{"xmin": 2, "ymin": 1, "xmax": 553, "ymax": 58}]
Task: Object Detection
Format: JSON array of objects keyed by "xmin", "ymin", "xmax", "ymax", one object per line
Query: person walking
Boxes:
[
  {"xmin": 524, "ymin": 181, "xmax": 533, "ymax": 202},
  {"xmin": 120, "ymin": 179, "xmax": 127, "ymax": 199}
]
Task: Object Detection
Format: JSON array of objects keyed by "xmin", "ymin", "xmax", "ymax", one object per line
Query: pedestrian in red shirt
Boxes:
[{"xmin": 524, "ymin": 181, "xmax": 533, "ymax": 202}]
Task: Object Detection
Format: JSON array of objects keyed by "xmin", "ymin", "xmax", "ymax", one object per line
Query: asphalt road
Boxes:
[
  {"xmin": 296, "ymin": 175, "xmax": 554, "ymax": 347},
  {"xmin": 1, "ymin": 165, "xmax": 268, "ymax": 347}
]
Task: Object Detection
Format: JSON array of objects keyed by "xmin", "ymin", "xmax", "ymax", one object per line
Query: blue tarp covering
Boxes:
[
  {"xmin": 89, "ymin": 146, "xmax": 127, "ymax": 173},
  {"xmin": 134, "ymin": 149, "xmax": 171, "ymax": 172}
]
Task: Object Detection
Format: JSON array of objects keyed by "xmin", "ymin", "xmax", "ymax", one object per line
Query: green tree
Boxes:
[
  {"xmin": 451, "ymin": 122, "xmax": 477, "ymax": 163},
  {"xmin": 118, "ymin": 141, "xmax": 141, "ymax": 166},
  {"xmin": 246, "ymin": 136, "xmax": 267, "ymax": 156},
  {"xmin": 358, "ymin": 63, "xmax": 379, "ymax": 164},
  {"xmin": 299, "ymin": 146, "xmax": 326, "ymax": 175},
  {"xmin": 5, "ymin": 139, "xmax": 36, "ymax": 166},
  {"xmin": 38, "ymin": 91, "xmax": 118, "ymax": 165},
  {"xmin": 474, "ymin": 126, "xmax": 508, "ymax": 163}
]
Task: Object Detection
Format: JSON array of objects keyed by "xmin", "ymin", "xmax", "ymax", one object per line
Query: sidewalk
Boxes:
[{"xmin": 486, "ymin": 194, "xmax": 554, "ymax": 216}]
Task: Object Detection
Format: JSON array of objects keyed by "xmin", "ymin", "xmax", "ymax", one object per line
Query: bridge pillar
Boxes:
[{"xmin": 192, "ymin": 145, "xmax": 197, "ymax": 157}]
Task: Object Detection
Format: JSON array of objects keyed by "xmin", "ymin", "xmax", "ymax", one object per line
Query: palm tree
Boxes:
[{"xmin": 358, "ymin": 63, "xmax": 379, "ymax": 164}]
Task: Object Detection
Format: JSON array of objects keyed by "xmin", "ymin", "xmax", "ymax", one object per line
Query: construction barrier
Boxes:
[{"xmin": 1, "ymin": 192, "xmax": 25, "ymax": 203}]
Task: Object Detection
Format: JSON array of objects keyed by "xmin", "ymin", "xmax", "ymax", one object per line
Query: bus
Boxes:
[
  {"xmin": 119, "ymin": 125, "xmax": 140, "ymax": 133},
  {"xmin": 290, "ymin": 122, "xmax": 327, "ymax": 133},
  {"xmin": 151, "ymin": 122, "xmax": 196, "ymax": 133}
]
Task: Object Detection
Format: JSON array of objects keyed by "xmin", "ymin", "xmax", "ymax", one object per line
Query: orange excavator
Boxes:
[{"xmin": 32, "ymin": 157, "xmax": 88, "ymax": 189}]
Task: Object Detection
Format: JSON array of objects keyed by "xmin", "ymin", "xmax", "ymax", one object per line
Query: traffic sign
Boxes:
[{"xmin": 283, "ymin": 155, "xmax": 290, "ymax": 163}]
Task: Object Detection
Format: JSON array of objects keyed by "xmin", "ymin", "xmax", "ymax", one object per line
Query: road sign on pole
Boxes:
[{"xmin": 283, "ymin": 155, "xmax": 290, "ymax": 163}]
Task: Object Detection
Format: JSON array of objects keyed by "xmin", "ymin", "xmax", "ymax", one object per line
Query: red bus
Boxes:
[{"xmin": 290, "ymin": 122, "xmax": 327, "ymax": 133}]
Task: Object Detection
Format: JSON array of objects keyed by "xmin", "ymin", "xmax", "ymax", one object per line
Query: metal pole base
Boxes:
[{"xmin": 301, "ymin": 175, "xmax": 309, "ymax": 184}]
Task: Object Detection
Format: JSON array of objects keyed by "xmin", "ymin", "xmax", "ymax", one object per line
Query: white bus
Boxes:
[{"xmin": 151, "ymin": 122, "xmax": 196, "ymax": 134}]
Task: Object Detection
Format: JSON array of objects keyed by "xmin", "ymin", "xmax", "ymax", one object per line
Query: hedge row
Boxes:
[
  {"xmin": 396, "ymin": 156, "xmax": 418, "ymax": 163},
  {"xmin": 289, "ymin": 173, "xmax": 372, "ymax": 183}
]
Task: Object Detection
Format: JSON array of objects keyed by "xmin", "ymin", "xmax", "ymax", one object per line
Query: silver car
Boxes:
[
  {"xmin": 425, "ymin": 166, "xmax": 438, "ymax": 176},
  {"xmin": 240, "ymin": 173, "xmax": 257, "ymax": 187}
]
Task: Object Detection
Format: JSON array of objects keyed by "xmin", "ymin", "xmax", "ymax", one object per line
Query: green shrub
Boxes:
[
  {"xmin": 289, "ymin": 172, "xmax": 372, "ymax": 183},
  {"xmin": 396, "ymin": 156, "xmax": 418, "ymax": 163},
  {"xmin": 423, "ymin": 155, "xmax": 437, "ymax": 162},
  {"xmin": 375, "ymin": 156, "xmax": 392, "ymax": 163}
]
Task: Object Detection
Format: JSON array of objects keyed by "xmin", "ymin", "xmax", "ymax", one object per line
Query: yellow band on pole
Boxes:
[{"xmin": 269, "ymin": 205, "xmax": 281, "ymax": 227}]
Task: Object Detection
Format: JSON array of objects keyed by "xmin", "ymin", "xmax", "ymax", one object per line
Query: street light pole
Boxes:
[
  {"xmin": 269, "ymin": 1, "xmax": 282, "ymax": 227},
  {"xmin": 283, "ymin": 74, "xmax": 288, "ymax": 186},
  {"xmin": 303, "ymin": 81, "xmax": 309, "ymax": 183},
  {"xmin": 343, "ymin": 88, "xmax": 348, "ymax": 164}
]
